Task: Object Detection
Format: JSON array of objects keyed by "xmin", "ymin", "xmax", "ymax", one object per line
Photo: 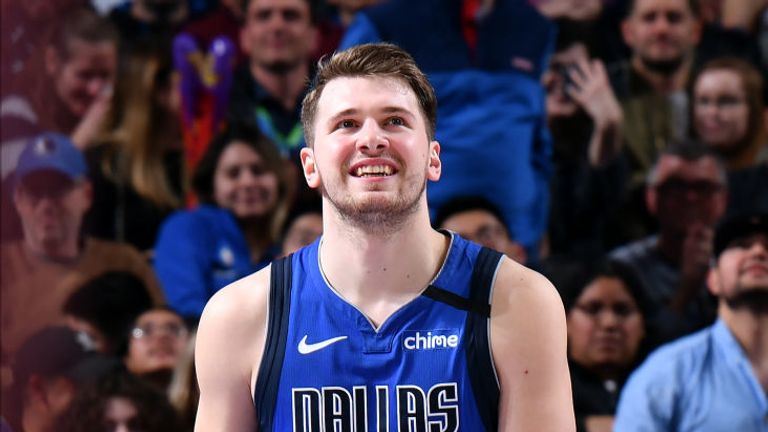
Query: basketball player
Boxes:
[{"xmin": 194, "ymin": 43, "xmax": 575, "ymax": 431}]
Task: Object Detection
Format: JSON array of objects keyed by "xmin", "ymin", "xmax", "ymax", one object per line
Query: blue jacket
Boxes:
[
  {"xmin": 340, "ymin": 0, "xmax": 555, "ymax": 254},
  {"xmin": 153, "ymin": 205, "xmax": 274, "ymax": 318}
]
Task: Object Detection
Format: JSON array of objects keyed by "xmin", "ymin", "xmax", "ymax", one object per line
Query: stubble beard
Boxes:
[
  {"xmin": 724, "ymin": 282, "xmax": 768, "ymax": 314},
  {"xmin": 320, "ymin": 170, "xmax": 427, "ymax": 237},
  {"xmin": 639, "ymin": 53, "xmax": 686, "ymax": 77}
]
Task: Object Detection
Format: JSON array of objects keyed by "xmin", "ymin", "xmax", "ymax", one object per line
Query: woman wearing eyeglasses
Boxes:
[
  {"xmin": 691, "ymin": 57, "xmax": 767, "ymax": 172},
  {"xmin": 124, "ymin": 307, "xmax": 190, "ymax": 392},
  {"xmin": 546, "ymin": 260, "xmax": 650, "ymax": 432}
]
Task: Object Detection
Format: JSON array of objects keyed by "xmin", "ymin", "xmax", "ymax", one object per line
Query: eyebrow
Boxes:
[{"xmin": 325, "ymin": 106, "xmax": 417, "ymax": 127}]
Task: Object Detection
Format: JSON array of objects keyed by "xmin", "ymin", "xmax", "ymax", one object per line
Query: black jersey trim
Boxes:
[
  {"xmin": 254, "ymin": 254, "xmax": 294, "ymax": 431},
  {"xmin": 465, "ymin": 247, "xmax": 503, "ymax": 432},
  {"xmin": 422, "ymin": 284, "xmax": 491, "ymax": 317}
]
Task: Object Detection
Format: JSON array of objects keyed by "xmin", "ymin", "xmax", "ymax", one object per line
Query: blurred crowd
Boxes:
[{"xmin": 0, "ymin": 0, "xmax": 766, "ymax": 431}]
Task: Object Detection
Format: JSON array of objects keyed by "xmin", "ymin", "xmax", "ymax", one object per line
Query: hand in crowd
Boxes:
[
  {"xmin": 565, "ymin": 57, "xmax": 624, "ymax": 166},
  {"xmin": 672, "ymin": 223, "xmax": 714, "ymax": 312},
  {"xmin": 71, "ymin": 84, "xmax": 113, "ymax": 150},
  {"xmin": 565, "ymin": 58, "xmax": 623, "ymax": 135}
]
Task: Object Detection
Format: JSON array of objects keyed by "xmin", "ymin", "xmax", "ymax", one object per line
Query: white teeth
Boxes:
[{"xmin": 355, "ymin": 165, "xmax": 393, "ymax": 177}]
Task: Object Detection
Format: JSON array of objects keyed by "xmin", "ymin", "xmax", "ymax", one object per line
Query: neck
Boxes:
[
  {"xmin": 250, "ymin": 62, "xmax": 309, "ymax": 112},
  {"xmin": 721, "ymin": 305, "xmax": 768, "ymax": 390},
  {"xmin": 319, "ymin": 201, "xmax": 449, "ymax": 327},
  {"xmin": 632, "ymin": 56, "xmax": 692, "ymax": 94},
  {"xmin": 25, "ymin": 238, "xmax": 82, "ymax": 263}
]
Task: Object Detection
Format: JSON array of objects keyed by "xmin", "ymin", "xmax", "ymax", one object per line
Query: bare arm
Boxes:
[
  {"xmin": 491, "ymin": 258, "xmax": 575, "ymax": 431},
  {"xmin": 194, "ymin": 268, "xmax": 271, "ymax": 431}
]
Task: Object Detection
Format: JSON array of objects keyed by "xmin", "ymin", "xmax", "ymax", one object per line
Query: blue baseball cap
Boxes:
[{"xmin": 15, "ymin": 133, "xmax": 88, "ymax": 184}]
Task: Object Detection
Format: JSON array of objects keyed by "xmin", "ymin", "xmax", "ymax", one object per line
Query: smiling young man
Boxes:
[{"xmin": 194, "ymin": 43, "xmax": 574, "ymax": 431}]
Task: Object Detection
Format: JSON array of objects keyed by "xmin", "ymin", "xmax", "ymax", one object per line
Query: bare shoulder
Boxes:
[
  {"xmin": 491, "ymin": 257, "xmax": 564, "ymax": 317},
  {"xmin": 194, "ymin": 266, "xmax": 272, "ymax": 431},
  {"xmin": 489, "ymin": 257, "xmax": 575, "ymax": 431}
]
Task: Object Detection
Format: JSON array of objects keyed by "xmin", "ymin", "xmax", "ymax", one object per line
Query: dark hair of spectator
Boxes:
[
  {"xmin": 549, "ymin": 259, "xmax": 651, "ymax": 319},
  {"xmin": 63, "ymin": 272, "xmax": 154, "ymax": 357},
  {"xmin": 646, "ymin": 139, "xmax": 727, "ymax": 187},
  {"xmin": 433, "ymin": 196, "xmax": 509, "ymax": 234},
  {"xmin": 49, "ymin": 8, "xmax": 120, "ymax": 60},
  {"xmin": 192, "ymin": 123, "xmax": 288, "ymax": 217},
  {"xmin": 61, "ymin": 370, "xmax": 184, "ymax": 432},
  {"xmin": 302, "ymin": 43, "xmax": 438, "ymax": 146},
  {"xmin": 624, "ymin": 0, "xmax": 700, "ymax": 18},
  {"xmin": 554, "ymin": 19, "xmax": 598, "ymax": 57},
  {"xmin": 281, "ymin": 198, "xmax": 322, "ymax": 238}
]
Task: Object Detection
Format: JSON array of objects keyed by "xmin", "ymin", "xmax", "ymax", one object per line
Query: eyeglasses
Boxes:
[
  {"xmin": 654, "ymin": 179, "xmax": 723, "ymax": 197},
  {"xmin": 131, "ymin": 322, "xmax": 187, "ymax": 339},
  {"xmin": 572, "ymin": 302, "xmax": 639, "ymax": 320},
  {"xmin": 694, "ymin": 95, "xmax": 746, "ymax": 111}
]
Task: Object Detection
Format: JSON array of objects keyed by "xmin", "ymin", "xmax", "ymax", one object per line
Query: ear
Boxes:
[
  {"xmin": 44, "ymin": 46, "xmax": 60, "ymax": 77},
  {"xmin": 690, "ymin": 20, "xmax": 703, "ymax": 46},
  {"xmin": 621, "ymin": 19, "xmax": 635, "ymax": 48},
  {"xmin": 645, "ymin": 186, "xmax": 658, "ymax": 215},
  {"xmin": 239, "ymin": 26, "xmax": 251, "ymax": 57},
  {"xmin": 706, "ymin": 265, "xmax": 721, "ymax": 297},
  {"xmin": 80, "ymin": 180, "xmax": 94, "ymax": 212},
  {"xmin": 427, "ymin": 141, "xmax": 441, "ymax": 181},
  {"xmin": 25, "ymin": 375, "xmax": 50, "ymax": 407},
  {"xmin": 300, "ymin": 147, "xmax": 320, "ymax": 189}
]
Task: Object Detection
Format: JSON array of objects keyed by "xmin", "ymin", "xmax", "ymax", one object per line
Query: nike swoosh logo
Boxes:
[{"xmin": 297, "ymin": 335, "xmax": 348, "ymax": 354}]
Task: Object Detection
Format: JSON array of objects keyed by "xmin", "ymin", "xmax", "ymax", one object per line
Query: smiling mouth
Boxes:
[{"xmin": 352, "ymin": 165, "xmax": 395, "ymax": 178}]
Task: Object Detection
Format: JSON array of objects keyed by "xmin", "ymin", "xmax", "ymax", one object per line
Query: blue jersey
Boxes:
[{"xmin": 255, "ymin": 233, "xmax": 504, "ymax": 431}]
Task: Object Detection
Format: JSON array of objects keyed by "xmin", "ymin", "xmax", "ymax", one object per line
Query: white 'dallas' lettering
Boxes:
[
  {"xmin": 402, "ymin": 330, "xmax": 459, "ymax": 351},
  {"xmin": 298, "ymin": 335, "xmax": 348, "ymax": 354},
  {"xmin": 292, "ymin": 383, "xmax": 459, "ymax": 432}
]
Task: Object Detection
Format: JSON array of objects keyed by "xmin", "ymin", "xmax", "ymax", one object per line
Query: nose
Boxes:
[
  {"xmin": 86, "ymin": 78, "xmax": 106, "ymax": 97},
  {"xmin": 651, "ymin": 15, "xmax": 671, "ymax": 33},
  {"xmin": 597, "ymin": 309, "xmax": 622, "ymax": 328},
  {"xmin": 356, "ymin": 118, "xmax": 388, "ymax": 154}
]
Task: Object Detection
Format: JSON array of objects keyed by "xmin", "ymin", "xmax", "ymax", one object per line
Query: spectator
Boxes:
[
  {"xmin": 229, "ymin": 0, "xmax": 316, "ymax": 159},
  {"xmin": 615, "ymin": 211, "xmax": 768, "ymax": 431},
  {"xmin": 1, "ymin": 133, "xmax": 164, "ymax": 382},
  {"xmin": 550, "ymin": 260, "xmax": 650, "ymax": 432},
  {"xmin": 153, "ymin": 125, "xmax": 289, "ymax": 319},
  {"xmin": 63, "ymin": 271, "xmax": 155, "ymax": 356},
  {"xmin": 124, "ymin": 308, "xmax": 190, "ymax": 392},
  {"xmin": 544, "ymin": 19, "xmax": 627, "ymax": 258},
  {"xmin": 61, "ymin": 369, "xmax": 183, "ymax": 432},
  {"xmin": 85, "ymin": 43, "xmax": 185, "ymax": 252},
  {"xmin": 1, "ymin": 8, "xmax": 119, "ymax": 242},
  {"xmin": 691, "ymin": 57, "xmax": 767, "ymax": 171},
  {"xmin": 610, "ymin": 140, "xmax": 727, "ymax": 345},
  {"xmin": 3, "ymin": 326, "xmax": 120, "ymax": 432},
  {"xmin": 340, "ymin": 0, "xmax": 558, "ymax": 260},
  {"xmin": 109, "ymin": 0, "xmax": 190, "ymax": 52},
  {"xmin": 280, "ymin": 204, "xmax": 322, "ymax": 256},
  {"xmin": 434, "ymin": 196, "xmax": 527, "ymax": 264}
]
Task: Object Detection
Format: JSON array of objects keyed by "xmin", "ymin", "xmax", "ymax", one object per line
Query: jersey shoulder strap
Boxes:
[
  {"xmin": 465, "ymin": 246, "xmax": 504, "ymax": 432},
  {"xmin": 254, "ymin": 254, "xmax": 294, "ymax": 431}
]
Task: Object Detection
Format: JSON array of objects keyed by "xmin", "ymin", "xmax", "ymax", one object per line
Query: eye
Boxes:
[
  {"xmin": 225, "ymin": 167, "xmax": 241, "ymax": 180},
  {"xmin": 385, "ymin": 117, "xmax": 406, "ymax": 127},
  {"xmin": 336, "ymin": 119, "xmax": 357, "ymax": 129}
]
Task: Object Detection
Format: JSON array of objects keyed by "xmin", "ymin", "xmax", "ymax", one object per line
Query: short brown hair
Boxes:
[{"xmin": 300, "ymin": 43, "xmax": 437, "ymax": 147}]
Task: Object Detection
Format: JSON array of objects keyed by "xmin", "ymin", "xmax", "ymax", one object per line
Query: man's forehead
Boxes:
[
  {"xmin": 248, "ymin": 0, "xmax": 309, "ymax": 13},
  {"xmin": 631, "ymin": 0, "xmax": 692, "ymax": 15},
  {"xmin": 317, "ymin": 76, "xmax": 419, "ymax": 117}
]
